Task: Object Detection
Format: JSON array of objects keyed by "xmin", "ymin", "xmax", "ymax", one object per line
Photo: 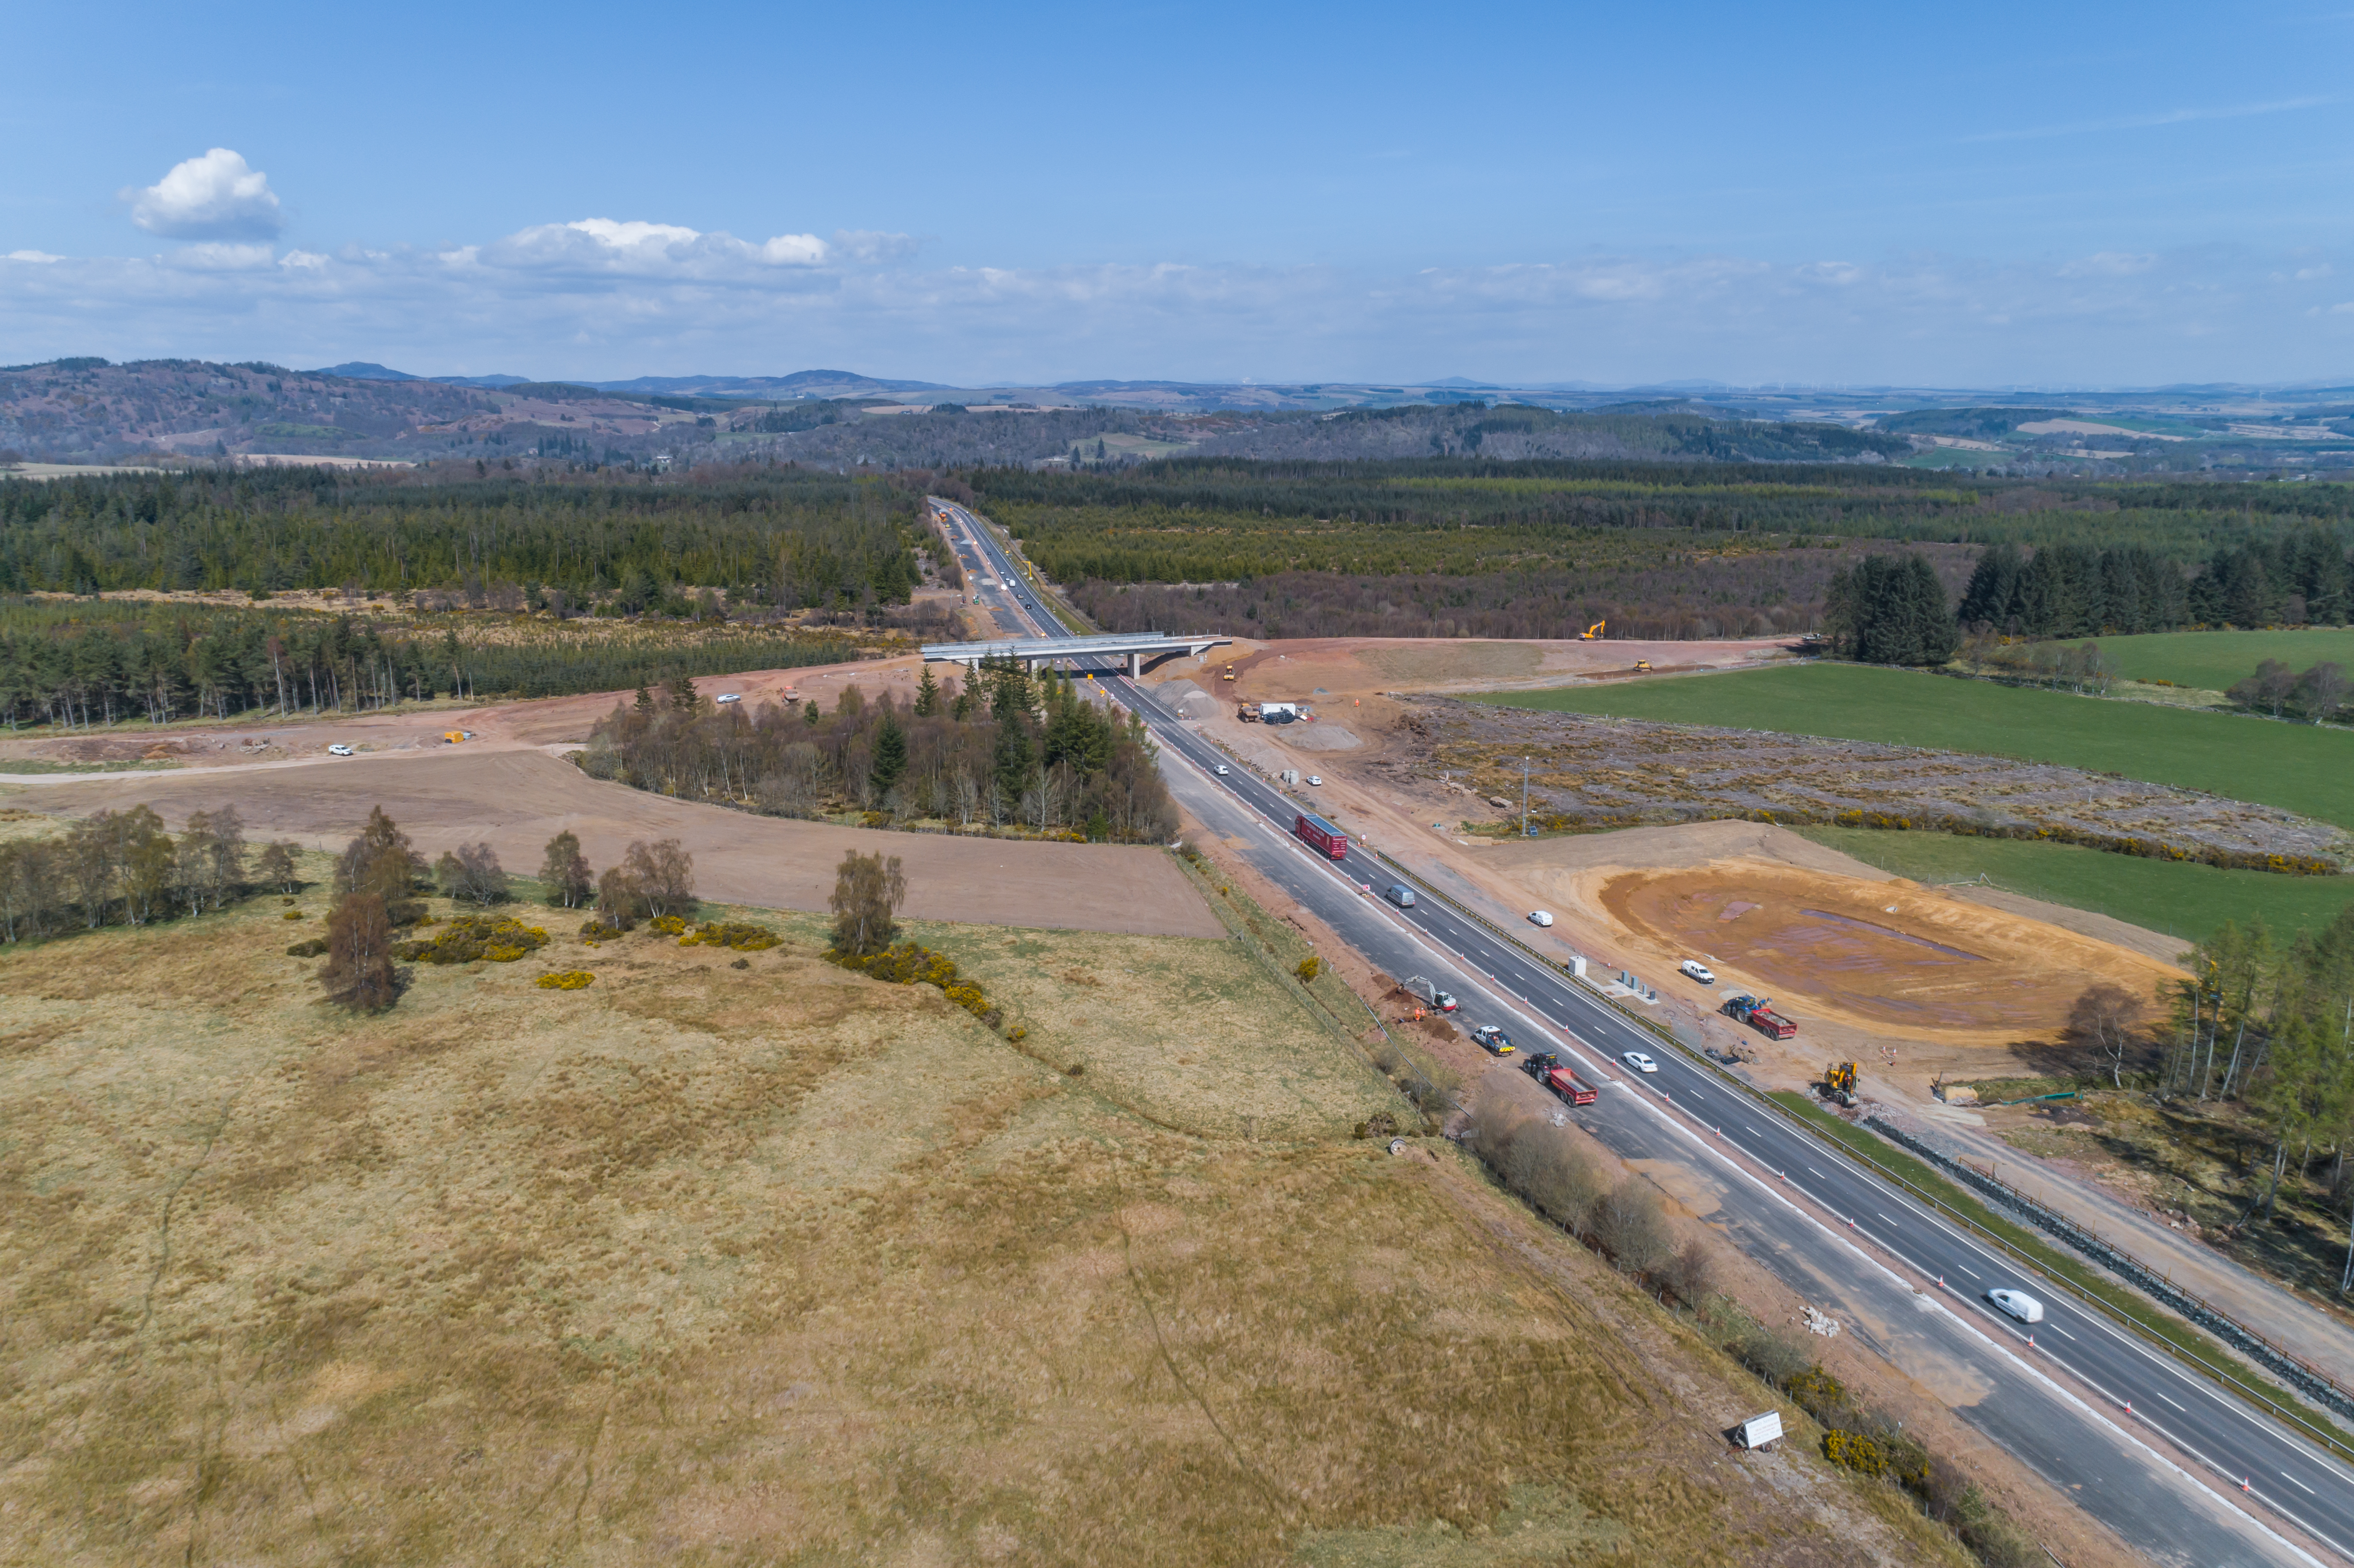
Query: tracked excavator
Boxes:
[{"xmin": 1579, "ymin": 621, "xmax": 1605, "ymax": 640}]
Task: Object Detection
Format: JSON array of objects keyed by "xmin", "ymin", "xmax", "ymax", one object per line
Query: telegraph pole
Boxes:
[{"xmin": 1522, "ymin": 756, "xmax": 1531, "ymax": 838}]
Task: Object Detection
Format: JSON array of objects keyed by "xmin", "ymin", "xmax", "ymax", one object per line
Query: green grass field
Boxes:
[
  {"xmin": 1794, "ymin": 826, "xmax": 2354, "ymax": 945},
  {"xmin": 1477, "ymin": 662, "xmax": 2354, "ymax": 831},
  {"xmin": 2091, "ymin": 628, "xmax": 2354, "ymax": 690}
]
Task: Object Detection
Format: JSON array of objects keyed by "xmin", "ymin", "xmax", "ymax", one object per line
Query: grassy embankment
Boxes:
[
  {"xmin": 0, "ymin": 851, "xmax": 1961, "ymax": 1564},
  {"xmin": 2092, "ymin": 627, "xmax": 2354, "ymax": 691},
  {"xmin": 1478, "ymin": 662, "xmax": 2354, "ymax": 941}
]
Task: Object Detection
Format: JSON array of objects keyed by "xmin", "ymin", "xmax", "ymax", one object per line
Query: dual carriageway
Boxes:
[{"xmin": 927, "ymin": 499, "xmax": 2354, "ymax": 1567}]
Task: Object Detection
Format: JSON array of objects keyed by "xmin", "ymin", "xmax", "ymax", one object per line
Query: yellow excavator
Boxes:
[
  {"xmin": 1579, "ymin": 621, "xmax": 1605, "ymax": 641},
  {"xmin": 1822, "ymin": 1061, "xmax": 1859, "ymax": 1107}
]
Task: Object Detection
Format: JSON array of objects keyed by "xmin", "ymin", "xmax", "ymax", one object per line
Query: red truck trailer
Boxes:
[
  {"xmin": 1723, "ymin": 994, "xmax": 1799, "ymax": 1040},
  {"xmin": 1521, "ymin": 1051, "xmax": 1597, "ymax": 1105},
  {"xmin": 1294, "ymin": 811, "xmax": 1348, "ymax": 860}
]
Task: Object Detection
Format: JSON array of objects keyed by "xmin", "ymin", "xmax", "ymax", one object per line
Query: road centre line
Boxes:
[{"xmin": 2283, "ymin": 1472, "xmax": 2318, "ymax": 1496}]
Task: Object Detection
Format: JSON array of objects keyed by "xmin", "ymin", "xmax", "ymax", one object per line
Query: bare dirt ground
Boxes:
[
  {"xmin": 1590, "ymin": 861, "xmax": 2182, "ymax": 1041},
  {"xmin": 9, "ymin": 745, "xmax": 1217, "ymax": 940}
]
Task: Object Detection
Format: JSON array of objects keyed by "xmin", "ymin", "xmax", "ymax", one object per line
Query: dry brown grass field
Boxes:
[{"xmin": 0, "ymin": 859, "xmax": 1971, "ymax": 1566}]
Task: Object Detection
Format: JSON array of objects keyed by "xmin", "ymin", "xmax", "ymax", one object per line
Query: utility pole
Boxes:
[{"xmin": 1522, "ymin": 756, "xmax": 1531, "ymax": 838}]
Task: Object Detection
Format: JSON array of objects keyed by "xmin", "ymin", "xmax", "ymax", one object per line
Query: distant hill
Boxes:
[
  {"xmin": 588, "ymin": 369, "xmax": 951, "ymax": 399},
  {"xmin": 310, "ymin": 361, "xmax": 419, "ymax": 381}
]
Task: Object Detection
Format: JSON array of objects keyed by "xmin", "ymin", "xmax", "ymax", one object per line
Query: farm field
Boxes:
[
  {"xmin": 1794, "ymin": 826, "xmax": 2354, "ymax": 945},
  {"xmin": 1475, "ymin": 661, "xmax": 2354, "ymax": 831},
  {"xmin": 2090, "ymin": 627, "xmax": 2354, "ymax": 690},
  {"xmin": 0, "ymin": 862, "xmax": 1971, "ymax": 1566}
]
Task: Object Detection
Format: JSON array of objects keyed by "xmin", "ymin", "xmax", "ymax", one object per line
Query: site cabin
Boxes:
[{"xmin": 1294, "ymin": 812, "xmax": 1348, "ymax": 860}]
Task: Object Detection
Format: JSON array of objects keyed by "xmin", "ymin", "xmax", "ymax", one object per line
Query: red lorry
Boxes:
[
  {"xmin": 1294, "ymin": 811, "xmax": 1348, "ymax": 860},
  {"xmin": 1723, "ymin": 994, "xmax": 1798, "ymax": 1040},
  {"xmin": 1522, "ymin": 1051, "xmax": 1597, "ymax": 1106}
]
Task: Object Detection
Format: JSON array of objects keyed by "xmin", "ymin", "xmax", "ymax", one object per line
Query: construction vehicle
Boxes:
[
  {"xmin": 1821, "ymin": 1061, "xmax": 1859, "ymax": 1107},
  {"xmin": 1633, "ymin": 660, "xmax": 1652, "ymax": 673},
  {"xmin": 442, "ymin": 729, "xmax": 475, "ymax": 743},
  {"xmin": 1294, "ymin": 811, "xmax": 1349, "ymax": 860},
  {"xmin": 1722, "ymin": 995, "xmax": 1798, "ymax": 1040},
  {"xmin": 1521, "ymin": 1051, "xmax": 1597, "ymax": 1106},
  {"xmin": 1221, "ymin": 664, "xmax": 1237, "ymax": 682},
  {"xmin": 1401, "ymin": 975, "xmax": 1457, "ymax": 1012},
  {"xmin": 1470, "ymin": 1024, "xmax": 1514, "ymax": 1056},
  {"xmin": 1580, "ymin": 621, "xmax": 1605, "ymax": 641},
  {"xmin": 1238, "ymin": 702, "xmax": 1262, "ymax": 722}
]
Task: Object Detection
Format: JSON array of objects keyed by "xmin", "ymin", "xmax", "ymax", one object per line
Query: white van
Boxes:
[{"xmin": 1384, "ymin": 884, "xmax": 1416, "ymax": 908}]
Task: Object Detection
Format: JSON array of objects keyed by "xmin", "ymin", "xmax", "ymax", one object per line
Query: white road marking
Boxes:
[
  {"xmin": 1877, "ymin": 1213, "xmax": 1899, "ymax": 1226},
  {"xmin": 2052, "ymin": 1325, "xmax": 2078, "ymax": 1341},
  {"xmin": 1958, "ymin": 1265, "xmax": 1982, "ymax": 1280},
  {"xmin": 2158, "ymin": 1390, "xmax": 2188, "ymax": 1412},
  {"xmin": 2283, "ymin": 1472, "xmax": 2317, "ymax": 1495},
  {"xmin": 1744, "ymin": 1126, "xmax": 1760, "ymax": 1136},
  {"xmin": 1807, "ymin": 1168, "xmax": 1826, "ymax": 1179}
]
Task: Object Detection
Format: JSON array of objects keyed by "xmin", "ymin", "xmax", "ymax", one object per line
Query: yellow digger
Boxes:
[
  {"xmin": 1821, "ymin": 1061, "xmax": 1859, "ymax": 1107},
  {"xmin": 1579, "ymin": 621, "xmax": 1605, "ymax": 641}
]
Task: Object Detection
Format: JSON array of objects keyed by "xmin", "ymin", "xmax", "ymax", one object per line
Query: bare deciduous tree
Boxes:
[{"xmin": 828, "ymin": 849, "xmax": 906, "ymax": 956}]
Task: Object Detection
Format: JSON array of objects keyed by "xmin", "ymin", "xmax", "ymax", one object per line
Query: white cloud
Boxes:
[
  {"xmin": 482, "ymin": 217, "xmax": 837, "ymax": 277},
  {"xmin": 164, "ymin": 242, "xmax": 277, "ymax": 271},
  {"xmin": 2058, "ymin": 252, "xmax": 2157, "ymax": 278},
  {"xmin": 5, "ymin": 233, "xmax": 2354, "ymax": 388},
  {"xmin": 5, "ymin": 250, "xmax": 64, "ymax": 264},
  {"xmin": 124, "ymin": 149, "xmax": 284, "ymax": 240}
]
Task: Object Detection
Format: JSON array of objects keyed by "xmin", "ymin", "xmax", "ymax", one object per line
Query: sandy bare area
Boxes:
[{"xmin": 11, "ymin": 747, "xmax": 1220, "ymax": 939}]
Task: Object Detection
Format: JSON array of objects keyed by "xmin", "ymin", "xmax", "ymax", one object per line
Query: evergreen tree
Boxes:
[{"xmin": 870, "ymin": 706, "xmax": 908, "ymax": 797}]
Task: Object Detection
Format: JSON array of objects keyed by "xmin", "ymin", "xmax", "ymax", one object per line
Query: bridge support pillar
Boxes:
[{"xmin": 1127, "ymin": 652, "xmax": 1141, "ymax": 677}]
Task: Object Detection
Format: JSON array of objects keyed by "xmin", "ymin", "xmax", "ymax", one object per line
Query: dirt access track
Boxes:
[{"xmin": 0, "ymin": 655, "xmax": 1216, "ymax": 939}]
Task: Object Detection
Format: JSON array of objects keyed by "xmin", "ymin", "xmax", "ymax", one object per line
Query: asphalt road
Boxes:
[{"xmin": 934, "ymin": 500, "xmax": 2354, "ymax": 1567}]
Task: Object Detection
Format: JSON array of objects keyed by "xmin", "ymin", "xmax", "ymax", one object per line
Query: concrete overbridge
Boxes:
[{"xmin": 919, "ymin": 631, "xmax": 1233, "ymax": 678}]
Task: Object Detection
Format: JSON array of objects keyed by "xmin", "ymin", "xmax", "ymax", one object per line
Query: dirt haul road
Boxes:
[{"xmin": 12, "ymin": 747, "xmax": 1220, "ymax": 939}]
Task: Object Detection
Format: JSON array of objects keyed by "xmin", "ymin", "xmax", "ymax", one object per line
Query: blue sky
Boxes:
[{"xmin": 6, "ymin": 1, "xmax": 2354, "ymax": 386}]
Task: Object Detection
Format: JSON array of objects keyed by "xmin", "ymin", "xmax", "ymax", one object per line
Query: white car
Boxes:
[
  {"xmin": 1214, "ymin": 763, "xmax": 1230, "ymax": 776},
  {"xmin": 1527, "ymin": 910, "xmax": 1554, "ymax": 928},
  {"xmin": 1679, "ymin": 959, "xmax": 1716, "ymax": 985},
  {"xmin": 1620, "ymin": 1050, "xmax": 1658, "ymax": 1074},
  {"xmin": 715, "ymin": 692, "xmax": 741, "ymax": 704},
  {"xmin": 1987, "ymin": 1288, "xmax": 2044, "ymax": 1324},
  {"xmin": 1306, "ymin": 775, "xmax": 1323, "ymax": 786},
  {"xmin": 327, "ymin": 743, "xmax": 354, "ymax": 757}
]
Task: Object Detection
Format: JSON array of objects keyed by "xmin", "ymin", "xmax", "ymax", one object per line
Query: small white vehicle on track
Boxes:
[
  {"xmin": 1679, "ymin": 959, "xmax": 1715, "ymax": 984},
  {"xmin": 1620, "ymin": 1050, "xmax": 1658, "ymax": 1074},
  {"xmin": 327, "ymin": 743, "xmax": 354, "ymax": 756},
  {"xmin": 1527, "ymin": 910, "xmax": 1554, "ymax": 927}
]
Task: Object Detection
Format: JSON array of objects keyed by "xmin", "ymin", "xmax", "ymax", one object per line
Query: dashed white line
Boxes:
[
  {"xmin": 1744, "ymin": 1125, "xmax": 1760, "ymax": 1137},
  {"xmin": 1957, "ymin": 1264, "xmax": 1982, "ymax": 1280},
  {"xmin": 1807, "ymin": 1168, "xmax": 1826, "ymax": 1179},
  {"xmin": 2051, "ymin": 1325, "xmax": 2078, "ymax": 1342},
  {"xmin": 1877, "ymin": 1212, "xmax": 1899, "ymax": 1227},
  {"xmin": 2282, "ymin": 1471, "xmax": 2318, "ymax": 1495},
  {"xmin": 2157, "ymin": 1390, "xmax": 2187, "ymax": 1412}
]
